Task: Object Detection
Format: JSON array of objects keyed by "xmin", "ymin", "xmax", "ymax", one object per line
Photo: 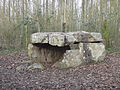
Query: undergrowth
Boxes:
[
  {"xmin": 107, "ymin": 48, "xmax": 120, "ymax": 55},
  {"xmin": 0, "ymin": 48, "xmax": 25, "ymax": 55}
]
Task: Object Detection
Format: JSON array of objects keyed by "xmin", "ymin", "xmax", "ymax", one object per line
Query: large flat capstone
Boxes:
[
  {"xmin": 31, "ymin": 31, "xmax": 103, "ymax": 46},
  {"xmin": 28, "ymin": 31, "xmax": 106, "ymax": 69}
]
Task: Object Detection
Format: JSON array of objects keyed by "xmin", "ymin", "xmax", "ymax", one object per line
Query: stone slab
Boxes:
[
  {"xmin": 31, "ymin": 32, "xmax": 49, "ymax": 43},
  {"xmin": 31, "ymin": 31, "xmax": 103, "ymax": 46},
  {"xmin": 49, "ymin": 33, "xmax": 65, "ymax": 47}
]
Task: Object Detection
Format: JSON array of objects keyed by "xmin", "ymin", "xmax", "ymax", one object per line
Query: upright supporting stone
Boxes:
[
  {"xmin": 28, "ymin": 44, "xmax": 40, "ymax": 61},
  {"xmin": 53, "ymin": 50, "xmax": 84, "ymax": 68},
  {"xmin": 28, "ymin": 43, "xmax": 70, "ymax": 64}
]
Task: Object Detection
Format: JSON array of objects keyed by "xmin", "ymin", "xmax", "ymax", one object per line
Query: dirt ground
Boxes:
[{"xmin": 0, "ymin": 51, "xmax": 120, "ymax": 90}]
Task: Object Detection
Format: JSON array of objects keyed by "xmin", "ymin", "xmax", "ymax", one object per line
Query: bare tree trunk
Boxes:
[
  {"xmin": 3, "ymin": 0, "xmax": 6, "ymax": 14},
  {"xmin": 81, "ymin": 0, "xmax": 85, "ymax": 30},
  {"xmin": 62, "ymin": 0, "xmax": 67, "ymax": 32},
  {"xmin": 8, "ymin": 0, "xmax": 11, "ymax": 22},
  {"xmin": 52, "ymin": 0, "xmax": 55, "ymax": 31},
  {"xmin": 46, "ymin": 0, "xmax": 49, "ymax": 31}
]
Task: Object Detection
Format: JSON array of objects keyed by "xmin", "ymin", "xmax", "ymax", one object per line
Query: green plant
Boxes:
[{"xmin": 107, "ymin": 48, "xmax": 120, "ymax": 54}]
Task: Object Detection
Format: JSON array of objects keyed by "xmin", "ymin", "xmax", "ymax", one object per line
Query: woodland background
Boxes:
[{"xmin": 0, "ymin": 0, "xmax": 120, "ymax": 50}]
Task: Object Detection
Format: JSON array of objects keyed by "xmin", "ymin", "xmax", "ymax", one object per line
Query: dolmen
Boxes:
[{"xmin": 28, "ymin": 31, "xmax": 106, "ymax": 69}]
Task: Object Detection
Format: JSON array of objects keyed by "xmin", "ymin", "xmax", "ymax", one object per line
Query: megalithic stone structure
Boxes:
[{"xmin": 28, "ymin": 31, "xmax": 106, "ymax": 69}]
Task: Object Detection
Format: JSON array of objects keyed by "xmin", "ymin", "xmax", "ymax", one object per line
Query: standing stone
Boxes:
[
  {"xmin": 79, "ymin": 43, "xmax": 106, "ymax": 62},
  {"xmin": 53, "ymin": 50, "xmax": 84, "ymax": 68},
  {"xmin": 28, "ymin": 44, "xmax": 70, "ymax": 63},
  {"xmin": 87, "ymin": 43, "xmax": 106, "ymax": 62},
  {"xmin": 28, "ymin": 44, "xmax": 41, "ymax": 62}
]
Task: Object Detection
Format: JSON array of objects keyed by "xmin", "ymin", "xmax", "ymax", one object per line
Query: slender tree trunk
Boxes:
[
  {"xmin": 52, "ymin": 0, "xmax": 55, "ymax": 31},
  {"xmin": 62, "ymin": 0, "xmax": 67, "ymax": 32},
  {"xmin": 46, "ymin": 0, "xmax": 49, "ymax": 31},
  {"xmin": 3, "ymin": 0, "xmax": 6, "ymax": 14},
  {"xmin": 81, "ymin": 0, "xmax": 85, "ymax": 30},
  {"xmin": 8, "ymin": 0, "xmax": 11, "ymax": 22}
]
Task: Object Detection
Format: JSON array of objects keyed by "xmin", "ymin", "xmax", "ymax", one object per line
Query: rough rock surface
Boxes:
[
  {"xmin": 53, "ymin": 50, "xmax": 83, "ymax": 68},
  {"xmin": 29, "ymin": 31, "xmax": 106, "ymax": 69},
  {"xmin": 85, "ymin": 43, "xmax": 106, "ymax": 62},
  {"xmin": 28, "ymin": 63, "xmax": 44, "ymax": 70},
  {"xmin": 28, "ymin": 43, "xmax": 70, "ymax": 63},
  {"xmin": 49, "ymin": 33, "xmax": 65, "ymax": 46},
  {"xmin": 65, "ymin": 31, "xmax": 103, "ymax": 44},
  {"xmin": 31, "ymin": 31, "xmax": 103, "ymax": 46},
  {"xmin": 79, "ymin": 43, "xmax": 106, "ymax": 62},
  {"xmin": 31, "ymin": 32, "xmax": 49, "ymax": 44},
  {"xmin": 54, "ymin": 43, "xmax": 105, "ymax": 68}
]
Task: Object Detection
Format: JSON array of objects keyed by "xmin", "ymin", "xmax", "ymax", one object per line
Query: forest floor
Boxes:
[{"xmin": 0, "ymin": 51, "xmax": 120, "ymax": 90}]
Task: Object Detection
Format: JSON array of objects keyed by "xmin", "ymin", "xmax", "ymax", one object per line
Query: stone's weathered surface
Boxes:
[
  {"xmin": 53, "ymin": 50, "xmax": 84, "ymax": 68},
  {"xmin": 69, "ymin": 43, "xmax": 79, "ymax": 49},
  {"xmin": 28, "ymin": 63, "xmax": 44, "ymax": 70},
  {"xmin": 16, "ymin": 64, "xmax": 28, "ymax": 70},
  {"xmin": 16, "ymin": 63, "xmax": 44, "ymax": 70},
  {"xmin": 28, "ymin": 43, "xmax": 70, "ymax": 63},
  {"xmin": 28, "ymin": 44, "xmax": 41, "ymax": 61},
  {"xmin": 28, "ymin": 44, "xmax": 34, "ymax": 59},
  {"xmin": 87, "ymin": 43, "xmax": 106, "ymax": 62},
  {"xmin": 31, "ymin": 31, "xmax": 103, "ymax": 46},
  {"xmin": 65, "ymin": 31, "xmax": 89, "ymax": 45},
  {"xmin": 81, "ymin": 31, "xmax": 103, "ymax": 42},
  {"xmin": 29, "ymin": 31, "xmax": 106, "ymax": 69},
  {"xmin": 65, "ymin": 32, "xmax": 82, "ymax": 44},
  {"xmin": 79, "ymin": 43, "xmax": 106, "ymax": 62},
  {"xmin": 65, "ymin": 31, "xmax": 103, "ymax": 45},
  {"xmin": 53, "ymin": 43, "xmax": 106, "ymax": 68},
  {"xmin": 49, "ymin": 33, "xmax": 65, "ymax": 46},
  {"xmin": 89, "ymin": 32, "xmax": 103, "ymax": 42},
  {"xmin": 31, "ymin": 32, "xmax": 49, "ymax": 43}
]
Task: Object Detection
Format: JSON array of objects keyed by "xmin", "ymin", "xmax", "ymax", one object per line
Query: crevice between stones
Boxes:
[{"xmin": 74, "ymin": 41, "xmax": 102, "ymax": 44}]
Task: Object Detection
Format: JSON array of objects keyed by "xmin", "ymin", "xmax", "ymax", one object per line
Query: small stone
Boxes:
[
  {"xmin": 27, "ymin": 63, "xmax": 44, "ymax": 70},
  {"xmin": 36, "ymin": 82, "xmax": 39, "ymax": 84},
  {"xmin": 7, "ymin": 66, "xmax": 11, "ymax": 69},
  {"xmin": 16, "ymin": 65, "xmax": 27, "ymax": 70}
]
